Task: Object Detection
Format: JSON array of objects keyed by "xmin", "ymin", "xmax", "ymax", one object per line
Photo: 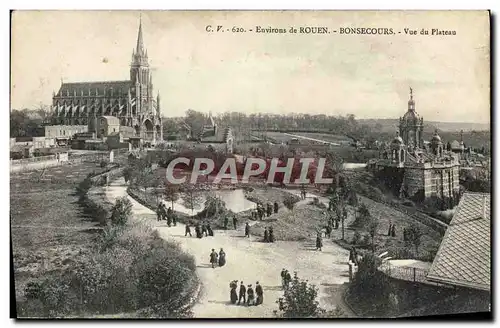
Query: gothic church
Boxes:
[{"xmin": 51, "ymin": 19, "xmax": 163, "ymax": 143}]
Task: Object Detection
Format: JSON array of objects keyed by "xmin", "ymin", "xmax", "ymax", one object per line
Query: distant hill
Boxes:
[{"xmin": 358, "ymin": 119, "xmax": 490, "ymax": 133}]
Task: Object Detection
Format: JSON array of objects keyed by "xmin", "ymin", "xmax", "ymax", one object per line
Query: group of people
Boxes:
[
  {"xmin": 156, "ymin": 202, "xmax": 177, "ymax": 227},
  {"xmin": 280, "ymin": 269, "xmax": 292, "ymax": 289},
  {"xmin": 263, "ymin": 226, "xmax": 275, "ymax": 243},
  {"xmin": 223, "ymin": 215, "xmax": 238, "ymax": 230},
  {"xmin": 209, "ymin": 248, "xmax": 226, "ymax": 268},
  {"xmin": 230, "ymin": 280, "xmax": 264, "ymax": 306},
  {"xmin": 252, "ymin": 202, "xmax": 279, "ymax": 220},
  {"xmin": 185, "ymin": 222, "xmax": 215, "ymax": 238}
]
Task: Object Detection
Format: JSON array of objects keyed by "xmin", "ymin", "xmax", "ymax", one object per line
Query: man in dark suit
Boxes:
[{"xmin": 238, "ymin": 281, "xmax": 246, "ymax": 305}]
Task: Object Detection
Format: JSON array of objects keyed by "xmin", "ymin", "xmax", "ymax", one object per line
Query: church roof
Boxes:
[
  {"xmin": 402, "ymin": 110, "xmax": 420, "ymax": 121},
  {"xmin": 56, "ymin": 81, "xmax": 131, "ymax": 97},
  {"xmin": 204, "ymin": 114, "xmax": 215, "ymax": 127},
  {"xmin": 427, "ymin": 193, "xmax": 491, "ymax": 291}
]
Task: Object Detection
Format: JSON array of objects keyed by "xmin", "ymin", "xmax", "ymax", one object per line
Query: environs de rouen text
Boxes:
[{"xmin": 205, "ymin": 25, "xmax": 457, "ymax": 36}]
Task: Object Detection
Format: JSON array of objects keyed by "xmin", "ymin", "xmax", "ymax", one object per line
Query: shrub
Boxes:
[
  {"xmin": 76, "ymin": 177, "xmax": 92, "ymax": 199},
  {"xmin": 277, "ymin": 272, "xmax": 324, "ymax": 318},
  {"xmin": 21, "ymin": 223, "xmax": 198, "ymax": 318},
  {"xmin": 110, "ymin": 197, "xmax": 133, "ymax": 226},
  {"xmin": 100, "ymin": 161, "xmax": 107, "ymax": 168},
  {"xmin": 362, "ymin": 234, "xmax": 371, "ymax": 246},
  {"xmin": 351, "ymin": 231, "xmax": 362, "ymax": 245},
  {"xmin": 283, "ymin": 195, "xmax": 298, "ymax": 211},
  {"xmin": 350, "ymin": 252, "xmax": 390, "ymax": 303}
]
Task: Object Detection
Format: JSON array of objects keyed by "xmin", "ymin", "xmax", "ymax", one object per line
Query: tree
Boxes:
[
  {"xmin": 355, "ymin": 203, "xmax": 371, "ymax": 227},
  {"xmin": 181, "ymin": 184, "xmax": 203, "ymax": 215},
  {"xmin": 367, "ymin": 217, "xmax": 379, "ymax": 252},
  {"xmin": 110, "ymin": 197, "xmax": 133, "ymax": 226},
  {"xmin": 184, "ymin": 109, "xmax": 206, "ymax": 138},
  {"xmin": 276, "ymin": 272, "xmax": 324, "ymax": 318},
  {"xmin": 163, "ymin": 183, "xmax": 180, "ymax": 210},
  {"xmin": 351, "ymin": 252, "xmax": 390, "ymax": 305},
  {"xmin": 406, "ymin": 223, "xmax": 423, "ymax": 256},
  {"xmin": 332, "ymin": 191, "xmax": 348, "ymax": 240}
]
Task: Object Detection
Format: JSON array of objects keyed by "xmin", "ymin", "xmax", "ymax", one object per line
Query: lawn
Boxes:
[
  {"xmin": 341, "ymin": 195, "xmax": 442, "ymax": 261},
  {"xmin": 10, "ymin": 162, "xmax": 108, "ymax": 301},
  {"xmin": 251, "ymin": 205, "xmax": 330, "ymax": 241},
  {"xmin": 292, "ymin": 132, "xmax": 352, "ymax": 145}
]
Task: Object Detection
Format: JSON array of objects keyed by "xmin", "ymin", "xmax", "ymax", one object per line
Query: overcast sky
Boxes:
[{"xmin": 11, "ymin": 10, "xmax": 490, "ymax": 123}]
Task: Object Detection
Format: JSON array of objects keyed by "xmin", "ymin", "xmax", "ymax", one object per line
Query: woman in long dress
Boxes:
[
  {"xmin": 218, "ymin": 248, "xmax": 226, "ymax": 267},
  {"xmin": 230, "ymin": 280, "xmax": 238, "ymax": 304}
]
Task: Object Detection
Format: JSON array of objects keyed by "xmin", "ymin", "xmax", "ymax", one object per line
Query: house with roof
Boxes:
[
  {"xmin": 426, "ymin": 192, "xmax": 491, "ymax": 313},
  {"xmin": 196, "ymin": 113, "xmax": 234, "ymax": 154}
]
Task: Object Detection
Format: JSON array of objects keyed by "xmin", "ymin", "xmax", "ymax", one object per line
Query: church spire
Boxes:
[
  {"xmin": 408, "ymin": 86, "xmax": 415, "ymax": 112},
  {"xmin": 136, "ymin": 15, "xmax": 145, "ymax": 56}
]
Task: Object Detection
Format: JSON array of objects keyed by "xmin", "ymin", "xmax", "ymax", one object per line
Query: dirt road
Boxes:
[{"xmin": 105, "ymin": 178, "xmax": 351, "ymax": 318}]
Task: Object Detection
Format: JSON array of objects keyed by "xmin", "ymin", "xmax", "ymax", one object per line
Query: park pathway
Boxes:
[{"xmin": 104, "ymin": 178, "xmax": 352, "ymax": 318}]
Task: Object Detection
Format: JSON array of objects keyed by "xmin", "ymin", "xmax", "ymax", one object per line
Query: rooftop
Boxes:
[
  {"xmin": 56, "ymin": 80, "xmax": 131, "ymax": 97},
  {"xmin": 427, "ymin": 192, "xmax": 491, "ymax": 292}
]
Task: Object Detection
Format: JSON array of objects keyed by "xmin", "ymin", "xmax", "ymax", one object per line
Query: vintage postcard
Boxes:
[{"xmin": 10, "ymin": 10, "xmax": 491, "ymax": 319}]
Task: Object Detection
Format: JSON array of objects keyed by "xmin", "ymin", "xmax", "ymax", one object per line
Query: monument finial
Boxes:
[{"xmin": 409, "ymin": 87, "xmax": 413, "ymax": 100}]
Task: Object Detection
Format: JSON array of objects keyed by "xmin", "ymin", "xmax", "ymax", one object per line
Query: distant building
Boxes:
[
  {"xmin": 372, "ymin": 88, "xmax": 461, "ymax": 210},
  {"xmin": 427, "ymin": 192, "xmax": 490, "ymax": 312},
  {"xmin": 198, "ymin": 113, "xmax": 234, "ymax": 154},
  {"xmin": 44, "ymin": 125, "xmax": 88, "ymax": 146},
  {"xmin": 50, "ymin": 18, "xmax": 163, "ymax": 145}
]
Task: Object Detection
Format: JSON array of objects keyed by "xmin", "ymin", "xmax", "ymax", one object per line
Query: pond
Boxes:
[{"xmin": 164, "ymin": 189, "xmax": 257, "ymax": 216}]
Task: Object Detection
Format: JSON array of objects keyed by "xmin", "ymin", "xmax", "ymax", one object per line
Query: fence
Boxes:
[
  {"xmin": 10, "ymin": 155, "xmax": 57, "ymax": 165},
  {"xmin": 379, "ymin": 263, "xmax": 429, "ymax": 284}
]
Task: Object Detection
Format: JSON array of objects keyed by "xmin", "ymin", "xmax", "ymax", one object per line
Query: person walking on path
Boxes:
[
  {"xmin": 171, "ymin": 211, "xmax": 177, "ymax": 226},
  {"xmin": 316, "ymin": 233, "xmax": 323, "ymax": 251},
  {"xmin": 264, "ymin": 227, "xmax": 269, "ymax": 243},
  {"xmin": 233, "ymin": 215, "xmax": 238, "ymax": 230},
  {"xmin": 185, "ymin": 222, "xmax": 192, "ymax": 237},
  {"xmin": 387, "ymin": 222, "xmax": 392, "ymax": 236},
  {"xmin": 274, "ymin": 201, "xmax": 279, "ymax": 214},
  {"xmin": 218, "ymin": 248, "xmax": 226, "ymax": 267},
  {"xmin": 224, "ymin": 216, "xmax": 229, "ymax": 230},
  {"xmin": 238, "ymin": 281, "xmax": 246, "ymax": 305},
  {"xmin": 156, "ymin": 204, "xmax": 162, "ymax": 222},
  {"xmin": 269, "ymin": 226, "xmax": 275, "ymax": 243},
  {"xmin": 210, "ymin": 249, "xmax": 218, "ymax": 269},
  {"xmin": 281, "ymin": 268, "xmax": 287, "ymax": 288},
  {"xmin": 255, "ymin": 281, "xmax": 263, "ymax": 305},
  {"xmin": 284, "ymin": 270, "xmax": 292, "ymax": 289},
  {"xmin": 207, "ymin": 223, "xmax": 214, "ymax": 237},
  {"xmin": 245, "ymin": 222, "xmax": 251, "ymax": 238},
  {"xmin": 230, "ymin": 280, "xmax": 238, "ymax": 304},
  {"xmin": 246, "ymin": 284, "xmax": 255, "ymax": 306},
  {"xmin": 325, "ymin": 224, "xmax": 332, "ymax": 239},
  {"xmin": 391, "ymin": 225, "xmax": 396, "ymax": 237}
]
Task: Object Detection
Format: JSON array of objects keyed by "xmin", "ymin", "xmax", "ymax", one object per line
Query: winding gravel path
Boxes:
[{"xmin": 105, "ymin": 178, "xmax": 351, "ymax": 318}]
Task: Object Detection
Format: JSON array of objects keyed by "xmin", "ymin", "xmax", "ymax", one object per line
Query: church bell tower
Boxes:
[{"xmin": 130, "ymin": 16, "xmax": 153, "ymax": 114}]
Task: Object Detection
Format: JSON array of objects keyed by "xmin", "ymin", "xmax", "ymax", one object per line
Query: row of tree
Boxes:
[{"xmin": 164, "ymin": 109, "xmax": 374, "ymax": 141}]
